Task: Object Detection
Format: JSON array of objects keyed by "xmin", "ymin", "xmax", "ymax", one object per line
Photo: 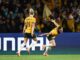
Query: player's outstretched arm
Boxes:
[
  {"xmin": 51, "ymin": 20, "xmax": 60, "ymax": 28},
  {"xmin": 39, "ymin": 33, "xmax": 49, "ymax": 36}
]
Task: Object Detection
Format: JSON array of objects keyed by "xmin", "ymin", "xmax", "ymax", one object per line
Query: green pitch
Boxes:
[{"xmin": 0, "ymin": 55, "xmax": 80, "ymax": 60}]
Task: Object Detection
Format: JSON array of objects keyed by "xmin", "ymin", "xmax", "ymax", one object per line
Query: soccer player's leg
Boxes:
[
  {"xmin": 27, "ymin": 34, "xmax": 37, "ymax": 54},
  {"xmin": 17, "ymin": 33, "xmax": 28, "ymax": 56},
  {"xmin": 43, "ymin": 39, "xmax": 56, "ymax": 56},
  {"xmin": 42, "ymin": 44, "xmax": 46, "ymax": 50},
  {"xmin": 43, "ymin": 35, "xmax": 56, "ymax": 56},
  {"xmin": 43, "ymin": 46, "xmax": 49, "ymax": 56},
  {"xmin": 51, "ymin": 38, "xmax": 56, "ymax": 47},
  {"xmin": 26, "ymin": 47, "xmax": 30, "ymax": 55},
  {"xmin": 17, "ymin": 37, "xmax": 28, "ymax": 56}
]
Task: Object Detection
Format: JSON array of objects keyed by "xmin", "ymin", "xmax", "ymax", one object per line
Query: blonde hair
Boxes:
[{"xmin": 29, "ymin": 8, "xmax": 34, "ymax": 16}]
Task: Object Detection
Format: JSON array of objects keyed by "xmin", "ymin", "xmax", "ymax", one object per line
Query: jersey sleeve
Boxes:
[{"xmin": 32, "ymin": 18, "xmax": 36, "ymax": 23}]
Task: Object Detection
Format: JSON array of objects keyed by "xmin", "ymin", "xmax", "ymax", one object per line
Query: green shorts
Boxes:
[
  {"xmin": 47, "ymin": 34, "xmax": 55, "ymax": 41},
  {"xmin": 24, "ymin": 33, "xmax": 36, "ymax": 38}
]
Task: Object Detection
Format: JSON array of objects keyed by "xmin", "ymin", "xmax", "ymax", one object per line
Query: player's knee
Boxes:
[
  {"xmin": 51, "ymin": 43, "xmax": 56, "ymax": 48},
  {"xmin": 54, "ymin": 42, "xmax": 56, "ymax": 46},
  {"xmin": 52, "ymin": 42, "xmax": 56, "ymax": 47}
]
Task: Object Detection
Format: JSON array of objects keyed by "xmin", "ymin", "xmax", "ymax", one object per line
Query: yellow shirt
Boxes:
[
  {"xmin": 50, "ymin": 28, "xmax": 58, "ymax": 36},
  {"xmin": 67, "ymin": 19, "xmax": 74, "ymax": 30},
  {"xmin": 24, "ymin": 16, "xmax": 36, "ymax": 33}
]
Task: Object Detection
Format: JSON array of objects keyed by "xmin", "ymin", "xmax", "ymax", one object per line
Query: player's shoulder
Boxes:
[
  {"xmin": 25, "ymin": 17, "xmax": 29, "ymax": 20},
  {"xmin": 33, "ymin": 17, "xmax": 36, "ymax": 20},
  {"xmin": 26, "ymin": 16, "xmax": 30, "ymax": 19},
  {"xmin": 25, "ymin": 16, "xmax": 36, "ymax": 22},
  {"xmin": 27, "ymin": 16, "xmax": 35, "ymax": 19},
  {"xmin": 31, "ymin": 17, "xmax": 36, "ymax": 21}
]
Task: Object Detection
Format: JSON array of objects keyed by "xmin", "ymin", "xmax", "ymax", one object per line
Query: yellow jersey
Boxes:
[
  {"xmin": 50, "ymin": 28, "xmax": 58, "ymax": 36},
  {"xmin": 24, "ymin": 16, "xmax": 36, "ymax": 33}
]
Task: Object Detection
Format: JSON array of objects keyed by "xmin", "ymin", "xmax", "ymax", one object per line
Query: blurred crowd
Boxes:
[{"xmin": 0, "ymin": 0, "xmax": 80, "ymax": 33}]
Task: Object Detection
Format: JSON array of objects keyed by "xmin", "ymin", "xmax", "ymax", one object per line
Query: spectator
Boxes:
[
  {"xmin": 67, "ymin": 12, "xmax": 75, "ymax": 32},
  {"xmin": 0, "ymin": 0, "xmax": 80, "ymax": 33}
]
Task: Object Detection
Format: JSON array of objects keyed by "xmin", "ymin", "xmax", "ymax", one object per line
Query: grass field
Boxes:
[{"xmin": 0, "ymin": 55, "xmax": 80, "ymax": 60}]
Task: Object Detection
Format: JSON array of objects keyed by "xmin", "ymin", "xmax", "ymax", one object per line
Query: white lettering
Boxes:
[
  {"xmin": 17, "ymin": 37, "xmax": 29, "ymax": 51},
  {"xmin": 0, "ymin": 38, "xmax": 1, "ymax": 50},
  {"xmin": 1, "ymin": 37, "xmax": 49, "ymax": 51},
  {"xmin": 32, "ymin": 37, "xmax": 44, "ymax": 51},
  {"xmin": 46, "ymin": 37, "xmax": 49, "ymax": 46},
  {"xmin": 3, "ymin": 37, "xmax": 15, "ymax": 51}
]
